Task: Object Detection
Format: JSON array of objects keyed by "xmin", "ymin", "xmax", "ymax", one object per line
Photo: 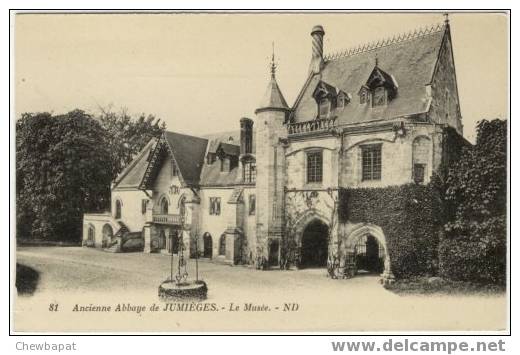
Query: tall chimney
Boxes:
[
  {"xmin": 240, "ymin": 117, "xmax": 253, "ymax": 155},
  {"xmin": 309, "ymin": 25, "xmax": 325, "ymax": 74}
]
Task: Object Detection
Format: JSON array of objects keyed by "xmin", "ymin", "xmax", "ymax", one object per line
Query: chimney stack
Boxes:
[
  {"xmin": 309, "ymin": 25, "xmax": 325, "ymax": 74},
  {"xmin": 240, "ymin": 117, "xmax": 254, "ymax": 156}
]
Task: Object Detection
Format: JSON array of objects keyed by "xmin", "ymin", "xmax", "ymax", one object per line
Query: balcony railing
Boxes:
[
  {"xmin": 287, "ymin": 117, "xmax": 337, "ymax": 136},
  {"xmin": 152, "ymin": 214, "xmax": 183, "ymax": 225}
]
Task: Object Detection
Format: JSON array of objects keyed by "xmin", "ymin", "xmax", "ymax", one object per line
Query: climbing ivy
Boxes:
[{"xmin": 339, "ymin": 184, "xmax": 444, "ymax": 278}]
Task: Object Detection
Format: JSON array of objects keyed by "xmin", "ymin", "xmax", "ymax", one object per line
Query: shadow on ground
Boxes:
[
  {"xmin": 385, "ymin": 277, "xmax": 506, "ymax": 296},
  {"xmin": 16, "ymin": 263, "xmax": 40, "ymax": 296}
]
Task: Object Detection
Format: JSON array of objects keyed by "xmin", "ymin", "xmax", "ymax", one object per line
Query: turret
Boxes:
[{"xmin": 254, "ymin": 48, "xmax": 290, "ymax": 266}]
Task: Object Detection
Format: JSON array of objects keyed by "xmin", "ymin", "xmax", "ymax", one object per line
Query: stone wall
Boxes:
[
  {"xmin": 198, "ymin": 187, "xmax": 234, "ymax": 261},
  {"xmin": 254, "ymin": 110, "xmax": 288, "ymax": 262},
  {"xmin": 285, "ymin": 136, "xmax": 339, "ymax": 190},
  {"xmin": 110, "ymin": 189, "xmax": 149, "ymax": 232},
  {"xmin": 427, "ymin": 30, "xmax": 463, "ymax": 134},
  {"xmin": 340, "ymin": 123, "xmax": 440, "ymax": 188}
]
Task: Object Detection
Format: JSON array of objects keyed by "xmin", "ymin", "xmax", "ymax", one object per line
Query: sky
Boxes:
[{"xmin": 14, "ymin": 12, "xmax": 508, "ymax": 142}]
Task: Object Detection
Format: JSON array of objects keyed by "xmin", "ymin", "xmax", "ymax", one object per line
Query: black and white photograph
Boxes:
[{"xmin": 10, "ymin": 10, "xmax": 509, "ymax": 334}]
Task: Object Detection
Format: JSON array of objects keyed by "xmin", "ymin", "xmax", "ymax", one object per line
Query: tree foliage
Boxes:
[
  {"xmin": 440, "ymin": 119, "xmax": 507, "ymax": 284},
  {"xmin": 97, "ymin": 108, "xmax": 165, "ymax": 180},
  {"xmin": 16, "ymin": 108, "xmax": 166, "ymax": 242},
  {"xmin": 16, "ymin": 110, "xmax": 113, "ymax": 241}
]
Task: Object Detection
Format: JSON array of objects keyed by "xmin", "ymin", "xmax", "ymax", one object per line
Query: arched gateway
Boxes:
[
  {"xmin": 344, "ymin": 224, "xmax": 392, "ymax": 278},
  {"xmin": 291, "ymin": 210, "xmax": 331, "ymax": 269},
  {"xmin": 300, "ymin": 220, "xmax": 329, "ymax": 268}
]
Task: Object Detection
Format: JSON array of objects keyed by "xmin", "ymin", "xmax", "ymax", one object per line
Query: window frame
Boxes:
[
  {"xmin": 318, "ymin": 97, "xmax": 330, "ymax": 118},
  {"xmin": 306, "ymin": 150, "xmax": 323, "ymax": 184},
  {"xmin": 372, "ymin": 86, "xmax": 387, "ymax": 107},
  {"xmin": 160, "ymin": 197, "xmax": 169, "ymax": 214},
  {"xmin": 243, "ymin": 160, "xmax": 256, "ymax": 183},
  {"xmin": 115, "ymin": 199, "xmax": 122, "ymax": 219},
  {"xmin": 209, "ymin": 197, "xmax": 221, "ymax": 216},
  {"xmin": 361, "ymin": 144, "xmax": 382, "ymax": 181},
  {"xmin": 248, "ymin": 194, "xmax": 256, "ymax": 216},
  {"xmin": 413, "ymin": 163, "xmax": 426, "ymax": 184}
]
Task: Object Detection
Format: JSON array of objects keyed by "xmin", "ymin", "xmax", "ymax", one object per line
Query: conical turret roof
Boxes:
[
  {"xmin": 257, "ymin": 76, "xmax": 289, "ymax": 111},
  {"xmin": 256, "ymin": 50, "xmax": 290, "ymax": 113}
]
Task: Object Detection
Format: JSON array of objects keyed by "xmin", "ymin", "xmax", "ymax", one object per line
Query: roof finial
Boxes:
[
  {"xmin": 444, "ymin": 12, "xmax": 450, "ymax": 25},
  {"xmin": 270, "ymin": 41, "xmax": 277, "ymax": 79},
  {"xmin": 375, "ymin": 53, "xmax": 379, "ymax": 67}
]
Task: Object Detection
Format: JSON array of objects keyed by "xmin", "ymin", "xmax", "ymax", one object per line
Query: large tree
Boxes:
[
  {"xmin": 96, "ymin": 108, "xmax": 165, "ymax": 180},
  {"xmin": 16, "ymin": 110, "xmax": 113, "ymax": 241},
  {"xmin": 440, "ymin": 119, "xmax": 507, "ymax": 284},
  {"xmin": 16, "ymin": 108, "xmax": 166, "ymax": 242}
]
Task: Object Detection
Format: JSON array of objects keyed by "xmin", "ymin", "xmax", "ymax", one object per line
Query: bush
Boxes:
[
  {"xmin": 439, "ymin": 119, "xmax": 507, "ymax": 285},
  {"xmin": 340, "ymin": 183, "xmax": 443, "ymax": 278}
]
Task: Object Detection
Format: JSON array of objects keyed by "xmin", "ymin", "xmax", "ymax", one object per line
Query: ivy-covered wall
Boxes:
[{"xmin": 339, "ymin": 184, "xmax": 443, "ymax": 278}]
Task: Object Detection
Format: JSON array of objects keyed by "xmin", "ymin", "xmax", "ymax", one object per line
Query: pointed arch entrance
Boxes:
[
  {"xmin": 300, "ymin": 219, "xmax": 329, "ymax": 268},
  {"xmin": 344, "ymin": 224, "xmax": 392, "ymax": 278},
  {"xmin": 291, "ymin": 209, "xmax": 332, "ymax": 269}
]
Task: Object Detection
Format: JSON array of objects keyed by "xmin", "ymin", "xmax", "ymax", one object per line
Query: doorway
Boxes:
[
  {"xmin": 300, "ymin": 219, "xmax": 329, "ymax": 268},
  {"xmin": 203, "ymin": 233, "xmax": 213, "ymax": 258},
  {"xmin": 354, "ymin": 234, "xmax": 385, "ymax": 273}
]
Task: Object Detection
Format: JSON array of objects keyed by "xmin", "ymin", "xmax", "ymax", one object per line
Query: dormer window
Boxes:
[
  {"xmin": 360, "ymin": 65, "xmax": 398, "ymax": 108},
  {"xmin": 337, "ymin": 91, "xmax": 349, "ymax": 109},
  {"xmin": 359, "ymin": 87, "xmax": 370, "ymax": 104},
  {"xmin": 318, "ymin": 98, "xmax": 330, "ymax": 118},
  {"xmin": 372, "ymin": 86, "xmax": 387, "ymax": 107}
]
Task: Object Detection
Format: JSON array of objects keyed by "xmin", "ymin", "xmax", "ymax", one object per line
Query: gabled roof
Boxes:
[
  {"xmin": 163, "ymin": 131, "xmax": 208, "ymax": 186},
  {"xmin": 113, "ymin": 138, "xmax": 157, "ymax": 190},
  {"xmin": 292, "ymin": 24, "xmax": 447, "ymax": 125}
]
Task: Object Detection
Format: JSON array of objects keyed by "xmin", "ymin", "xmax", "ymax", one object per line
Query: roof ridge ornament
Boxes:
[{"xmin": 323, "ymin": 21, "xmax": 445, "ymax": 61}]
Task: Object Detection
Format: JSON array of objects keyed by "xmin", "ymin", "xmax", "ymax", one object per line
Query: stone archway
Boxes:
[
  {"xmin": 300, "ymin": 219, "xmax": 329, "ymax": 268},
  {"xmin": 290, "ymin": 209, "xmax": 332, "ymax": 269},
  {"xmin": 344, "ymin": 223, "xmax": 392, "ymax": 279},
  {"xmin": 102, "ymin": 224, "xmax": 114, "ymax": 248}
]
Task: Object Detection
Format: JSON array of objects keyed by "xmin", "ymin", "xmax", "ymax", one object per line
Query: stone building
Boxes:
[{"xmin": 83, "ymin": 17, "xmax": 464, "ymax": 279}]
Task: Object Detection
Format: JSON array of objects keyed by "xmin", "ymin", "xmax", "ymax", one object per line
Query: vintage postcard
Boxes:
[{"xmin": 12, "ymin": 11, "xmax": 509, "ymax": 333}]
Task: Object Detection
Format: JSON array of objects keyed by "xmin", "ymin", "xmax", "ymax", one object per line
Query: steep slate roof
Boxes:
[
  {"xmin": 257, "ymin": 75, "xmax": 289, "ymax": 111},
  {"xmin": 292, "ymin": 24, "xmax": 447, "ymax": 125},
  {"xmin": 199, "ymin": 131, "xmax": 242, "ymax": 187},
  {"xmin": 113, "ymin": 138, "xmax": 157, "ymax": 189},
  {"xmin": 163, "ymin": 131, "xmax": 208, "ymax": 186},
  {"xmin": 218, "ymin": 142, "xmax": 240, "ymax": 156}
]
